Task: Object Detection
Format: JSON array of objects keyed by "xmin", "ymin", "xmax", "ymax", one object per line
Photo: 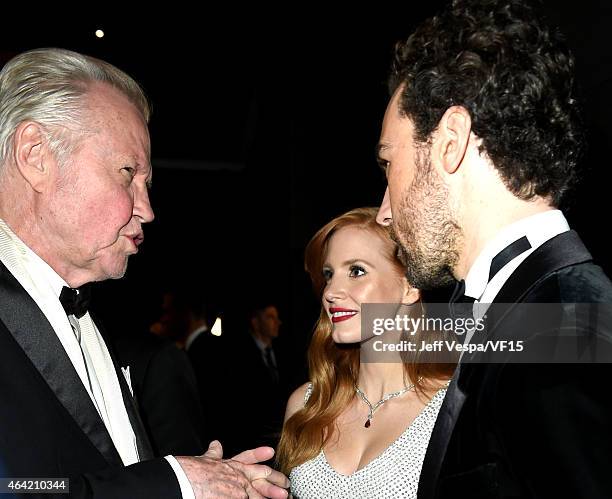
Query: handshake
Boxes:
[{"xmin": 176, "ymin": 441, "xmax": 290, "ymax": 499}]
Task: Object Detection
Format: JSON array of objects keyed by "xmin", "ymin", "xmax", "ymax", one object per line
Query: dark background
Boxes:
[{"xmin": 1, "ymin": 3, "xmax": 611, "ymax": 384}]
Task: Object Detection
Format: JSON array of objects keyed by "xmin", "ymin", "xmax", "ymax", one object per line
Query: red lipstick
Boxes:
[{"xmin": 329, "ymin": 307, "xmax": 358, "ymax": 324}]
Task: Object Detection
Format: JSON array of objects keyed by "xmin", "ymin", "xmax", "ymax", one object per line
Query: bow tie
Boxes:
[
  {"xmin": 449, "ymin": 279, "xmax": 476, "ymax": 323},
  {"xmin": 450, "ymin": 235, "xmax": 532, "ymax": 307},
  {"xmin": 59, "ymin": 285, "xmax": 91, "ymax": 319},
  {"xmin": 449, "ymin": 279, "xmax": 474, "ymax": 305}
]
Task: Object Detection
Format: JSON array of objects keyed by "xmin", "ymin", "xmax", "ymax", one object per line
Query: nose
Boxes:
[
  {"xmin": 133, "ymin": 182, "xmax": 155, "ymax": 224},
  {"xmin": 323, "ymin": 276, "xmax": 346, "ymax": 304},
  {"xmin": 376, "ymin": 187, "xmax": 392, "ymax": 226}
]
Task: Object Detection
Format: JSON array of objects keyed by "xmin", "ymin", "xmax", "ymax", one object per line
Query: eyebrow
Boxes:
[
  {"xmin": 323, "ymin": 258, "xmax": 376, "ymax": 269},
  {"xmin": 141, "ymin": 163, "xmax": 153, "ymax": 189},
  {"xmin": 344, "ymin": 258, "xmax": 375, "ymax": 268},
  {"xmin": 375, "ymin": 142, "xmax": 392, "ymax": 173}
]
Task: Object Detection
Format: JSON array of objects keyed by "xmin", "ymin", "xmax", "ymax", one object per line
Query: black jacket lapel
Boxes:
[
  {"xmin": 481, "ymin": 231, "xmax": 593, "ymax": 340},
  {"xmin": 114, "ymin": 357, "xmax": 154, "ymax": 461},
  {"xmin": 0, "ymin": 261, "xmax": 123, "ymax": 466},
  {"xmin": 494, "ymin": 230, "xmax": 592, "ymax": 305},
  {"xmin": 418, "ymin": 366, "xmax": 467, "ymax": 499}
]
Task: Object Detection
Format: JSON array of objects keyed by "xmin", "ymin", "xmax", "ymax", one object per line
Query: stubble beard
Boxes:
[{"xmin": 390, "ymin": 147, "xmax": 462, "ymax": 290}]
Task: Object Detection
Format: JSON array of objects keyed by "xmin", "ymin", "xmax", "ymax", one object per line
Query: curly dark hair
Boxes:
[{"xmin": 389, "ymin": 0, "xmax": 584, "ymax": 206}]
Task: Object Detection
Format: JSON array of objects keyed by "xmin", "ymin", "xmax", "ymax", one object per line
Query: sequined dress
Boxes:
[{"xmin": 289, "ymin": 384, "xmax": 447, "ymax": 499}]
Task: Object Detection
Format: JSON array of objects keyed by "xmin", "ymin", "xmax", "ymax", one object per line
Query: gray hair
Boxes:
[{"xmin": 0, "ymin": 47, "xmax": 150, "ymax": 168}]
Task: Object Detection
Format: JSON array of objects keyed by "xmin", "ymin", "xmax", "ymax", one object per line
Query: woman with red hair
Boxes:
[{"xmin": 277, "ymin": 207, "xmax": 454, "ymax": 498}]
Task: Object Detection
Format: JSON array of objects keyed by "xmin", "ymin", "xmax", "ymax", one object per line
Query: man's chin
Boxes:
[
  {"xmin": 406, "ymin": 265, "xmax": 455, "ymax": 291},
  {"xmin": 102, "ymin": 257, "xmax": 129, "ymax": 280}
]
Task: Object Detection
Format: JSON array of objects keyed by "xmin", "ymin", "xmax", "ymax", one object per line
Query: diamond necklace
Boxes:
[{"xmin": 354, "ymin": 379, "xmax": 419, "ymax": 428}]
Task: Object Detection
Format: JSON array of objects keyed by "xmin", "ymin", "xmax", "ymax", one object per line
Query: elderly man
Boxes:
[
  {"xmin": 376, "ymin": 1, "xmax": 612, "ymax": 498},
  {"xmin": 0, "ymin": 48, "xmax": 288, "ymax": 498}
]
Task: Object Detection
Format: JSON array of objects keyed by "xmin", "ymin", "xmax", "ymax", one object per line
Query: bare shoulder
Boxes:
[
  {"xmin": 418, "ymin": 377, "xmax": 452, "ymax": 402},
  {"xmin": 284, "ymin": 382, "xmax": 312, "ymax": 423}
]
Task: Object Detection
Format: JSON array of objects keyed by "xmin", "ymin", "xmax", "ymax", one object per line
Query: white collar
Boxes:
[
  {"xmin": 0, "ymin": 218, "xmax": 69, "ymax": 299},
  {"xmin": 252, "ymin": 333, "xmax": 271, "ymax": 353},
  {"xmin": 464, "ymin": 210, "xmax": 570, "ymax": 301},
  {"xmin": 185, "ymin": 324, "xmax": 208, "ymax": 351}
]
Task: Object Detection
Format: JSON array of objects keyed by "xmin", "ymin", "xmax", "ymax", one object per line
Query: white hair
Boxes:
[{"xmin": 0, "ymin": 47, "xmax": 150, "ymax": 169}]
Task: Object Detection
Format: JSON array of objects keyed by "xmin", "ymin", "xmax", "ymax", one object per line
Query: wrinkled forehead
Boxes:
[
  {"xmin": 85, "ymin": 83, "xmax": 149, "ymax": 134},
  {"xmin": 84, "ymin": 84, "xmax": 152, "ymax": 161}
]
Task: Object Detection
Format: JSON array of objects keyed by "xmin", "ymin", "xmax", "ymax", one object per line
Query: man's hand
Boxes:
[
  {"xmin": 230, "ymin": 445, "xmax": 290, "ymax": 499},
  {"xmin": 176, "ymin": 441, "xmax": 289, "ymax": 499},
  {"xmin": 175, "ymin": 448, "xmax": 251, "ymax": 498}
]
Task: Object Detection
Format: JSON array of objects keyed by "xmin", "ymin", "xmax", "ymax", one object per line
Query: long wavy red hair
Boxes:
[{"xmin": 277, "ymin": 207, "xmax": 454, "ymax": 474}]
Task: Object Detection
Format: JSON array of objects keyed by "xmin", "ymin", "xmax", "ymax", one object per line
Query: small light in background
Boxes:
[
  {"xmin": 211, "ymin": 317, "xmax": 223, "ymax": 336},
  {"xmin": 95, "ymin": 29, "xmax": 105, "ymax": 39}
]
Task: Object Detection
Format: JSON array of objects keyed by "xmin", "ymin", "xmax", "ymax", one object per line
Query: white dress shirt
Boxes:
[{"xmin": 0, "ymin": 219, "xmax": 194, "ymax": 499}]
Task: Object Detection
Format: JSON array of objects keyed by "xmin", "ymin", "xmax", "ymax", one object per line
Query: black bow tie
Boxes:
[
  {"xmin": 449, "ymin": 278, "xmax": 475, "ymax": 305},
  {"xmin": 59, "ymin": 285, "xmax": 91, "ymax": 319},
  {"xmin": 449, "ymin": 279, "xmax": 476, "ymax": 322},
  {"xmin": 488, "ymin": 235, "xmax": 532, "ymax": 282}
]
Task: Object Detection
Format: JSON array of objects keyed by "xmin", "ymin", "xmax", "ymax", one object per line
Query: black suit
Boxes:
[
  {"xmin": 233, "ymin": 335, "xmax": 287, "ymax": 452},
  {"xmin": 0, "ymin": 261, "xmax": 181, "ymax": 498},
  {"xmin": 189, "ymin": 332, "xmax": 288, "ymax": 457},
  {"xmin": 418, "ymin": 230, "xmax": 612, "ymax": 498},
  {"xmin": 112, "ymin": 333, "xmax": 206, "ymax": 457},
  {"xmin": 187, "ymin": 330, "xmax": 228, "ymax": 447}
]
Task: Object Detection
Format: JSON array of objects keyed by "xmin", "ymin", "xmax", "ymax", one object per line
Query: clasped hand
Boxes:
[{"xmin": 177, "ymin": 440, "xmax": 290, "ymax": 498}]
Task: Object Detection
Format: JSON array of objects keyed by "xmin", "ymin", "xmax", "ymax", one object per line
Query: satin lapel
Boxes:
[
  {"xmin": 494, "ymin": 230, "xmax": 591, "ymax": 305},
  {"xmin": 484, "ymin": 231, "xmax": 592, "ymax": 335},
  {"xmin": 93, "ymin": 315, "xmax": 155, "ymax": 461},
  {"xmin": 0, "ymin": 262, "xmax": 123, "ymax": 466},
  {"xmin": 114, "ymin": 357, "xmax": 154, "ymax": 461},
  {"xmin": 418, "ymin": 365, "xmax": 467, "ymax": 499}
]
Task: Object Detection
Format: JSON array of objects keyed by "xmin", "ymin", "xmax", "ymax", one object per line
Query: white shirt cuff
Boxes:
[{"xmin": 164, "ymin": 455, "xmax": 195, "ymax": 499}]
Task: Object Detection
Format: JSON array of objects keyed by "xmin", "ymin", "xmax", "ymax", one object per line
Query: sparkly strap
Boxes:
[{"xmin": 303, "ymin": 382, "xmax": 313, "ymax": 406}]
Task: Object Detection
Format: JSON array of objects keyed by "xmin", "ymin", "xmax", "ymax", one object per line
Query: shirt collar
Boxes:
[
  {"xmin": 464, "ymin": 210, "xmax": 570, "ymax": 301},
  {"xmin": 251, "ymin": 333, "xmax": 270, "ymax": 353},
  {"xmin": 185, "ymin": 324, "xmax": 208, "ymax": 350},
  {"xmin": 0, "ymin": 218, "xmax": 69, "ymax": 300}
]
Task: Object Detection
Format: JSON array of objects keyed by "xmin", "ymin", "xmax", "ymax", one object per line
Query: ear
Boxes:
[
  {"xmin": 13, "ymin": 121, "xmax": 53, "ymax": 193},
  {"xmin": 432, "ymin": 106, "xmax": 472, "ymax": 175},
  {"xmin": 400, "ymin": 279, "xmax": 421, "ymax": 306}
]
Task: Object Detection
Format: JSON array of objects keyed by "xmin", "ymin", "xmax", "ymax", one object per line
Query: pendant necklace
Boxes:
[{"xmin": 354, "ymin": 379, "xmax": 420, "ymax": 428}]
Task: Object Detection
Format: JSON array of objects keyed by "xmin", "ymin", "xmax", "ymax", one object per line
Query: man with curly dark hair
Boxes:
[{"xmin": 376, "ymin": 0, "xmax": 612, "ymax": 497}]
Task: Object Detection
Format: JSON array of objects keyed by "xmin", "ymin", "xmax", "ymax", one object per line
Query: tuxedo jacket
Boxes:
[
  {"xmin": 0, "ymin": 260, "xmax": 182, "ymax": 498},
  {"xmin": 186, "ymin": 330, "xmax": 228, "ymax": 447},
  {"xmin": 418, "ymin": 230, "xmax": 612, "ymax": 499},
  {"xmin": 188, "ymin": 332, "xmax": 289, "ymax": 457},
  {"xmin": 112, "ymin": 333, "xmax": 206, "ymax": 457}
]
